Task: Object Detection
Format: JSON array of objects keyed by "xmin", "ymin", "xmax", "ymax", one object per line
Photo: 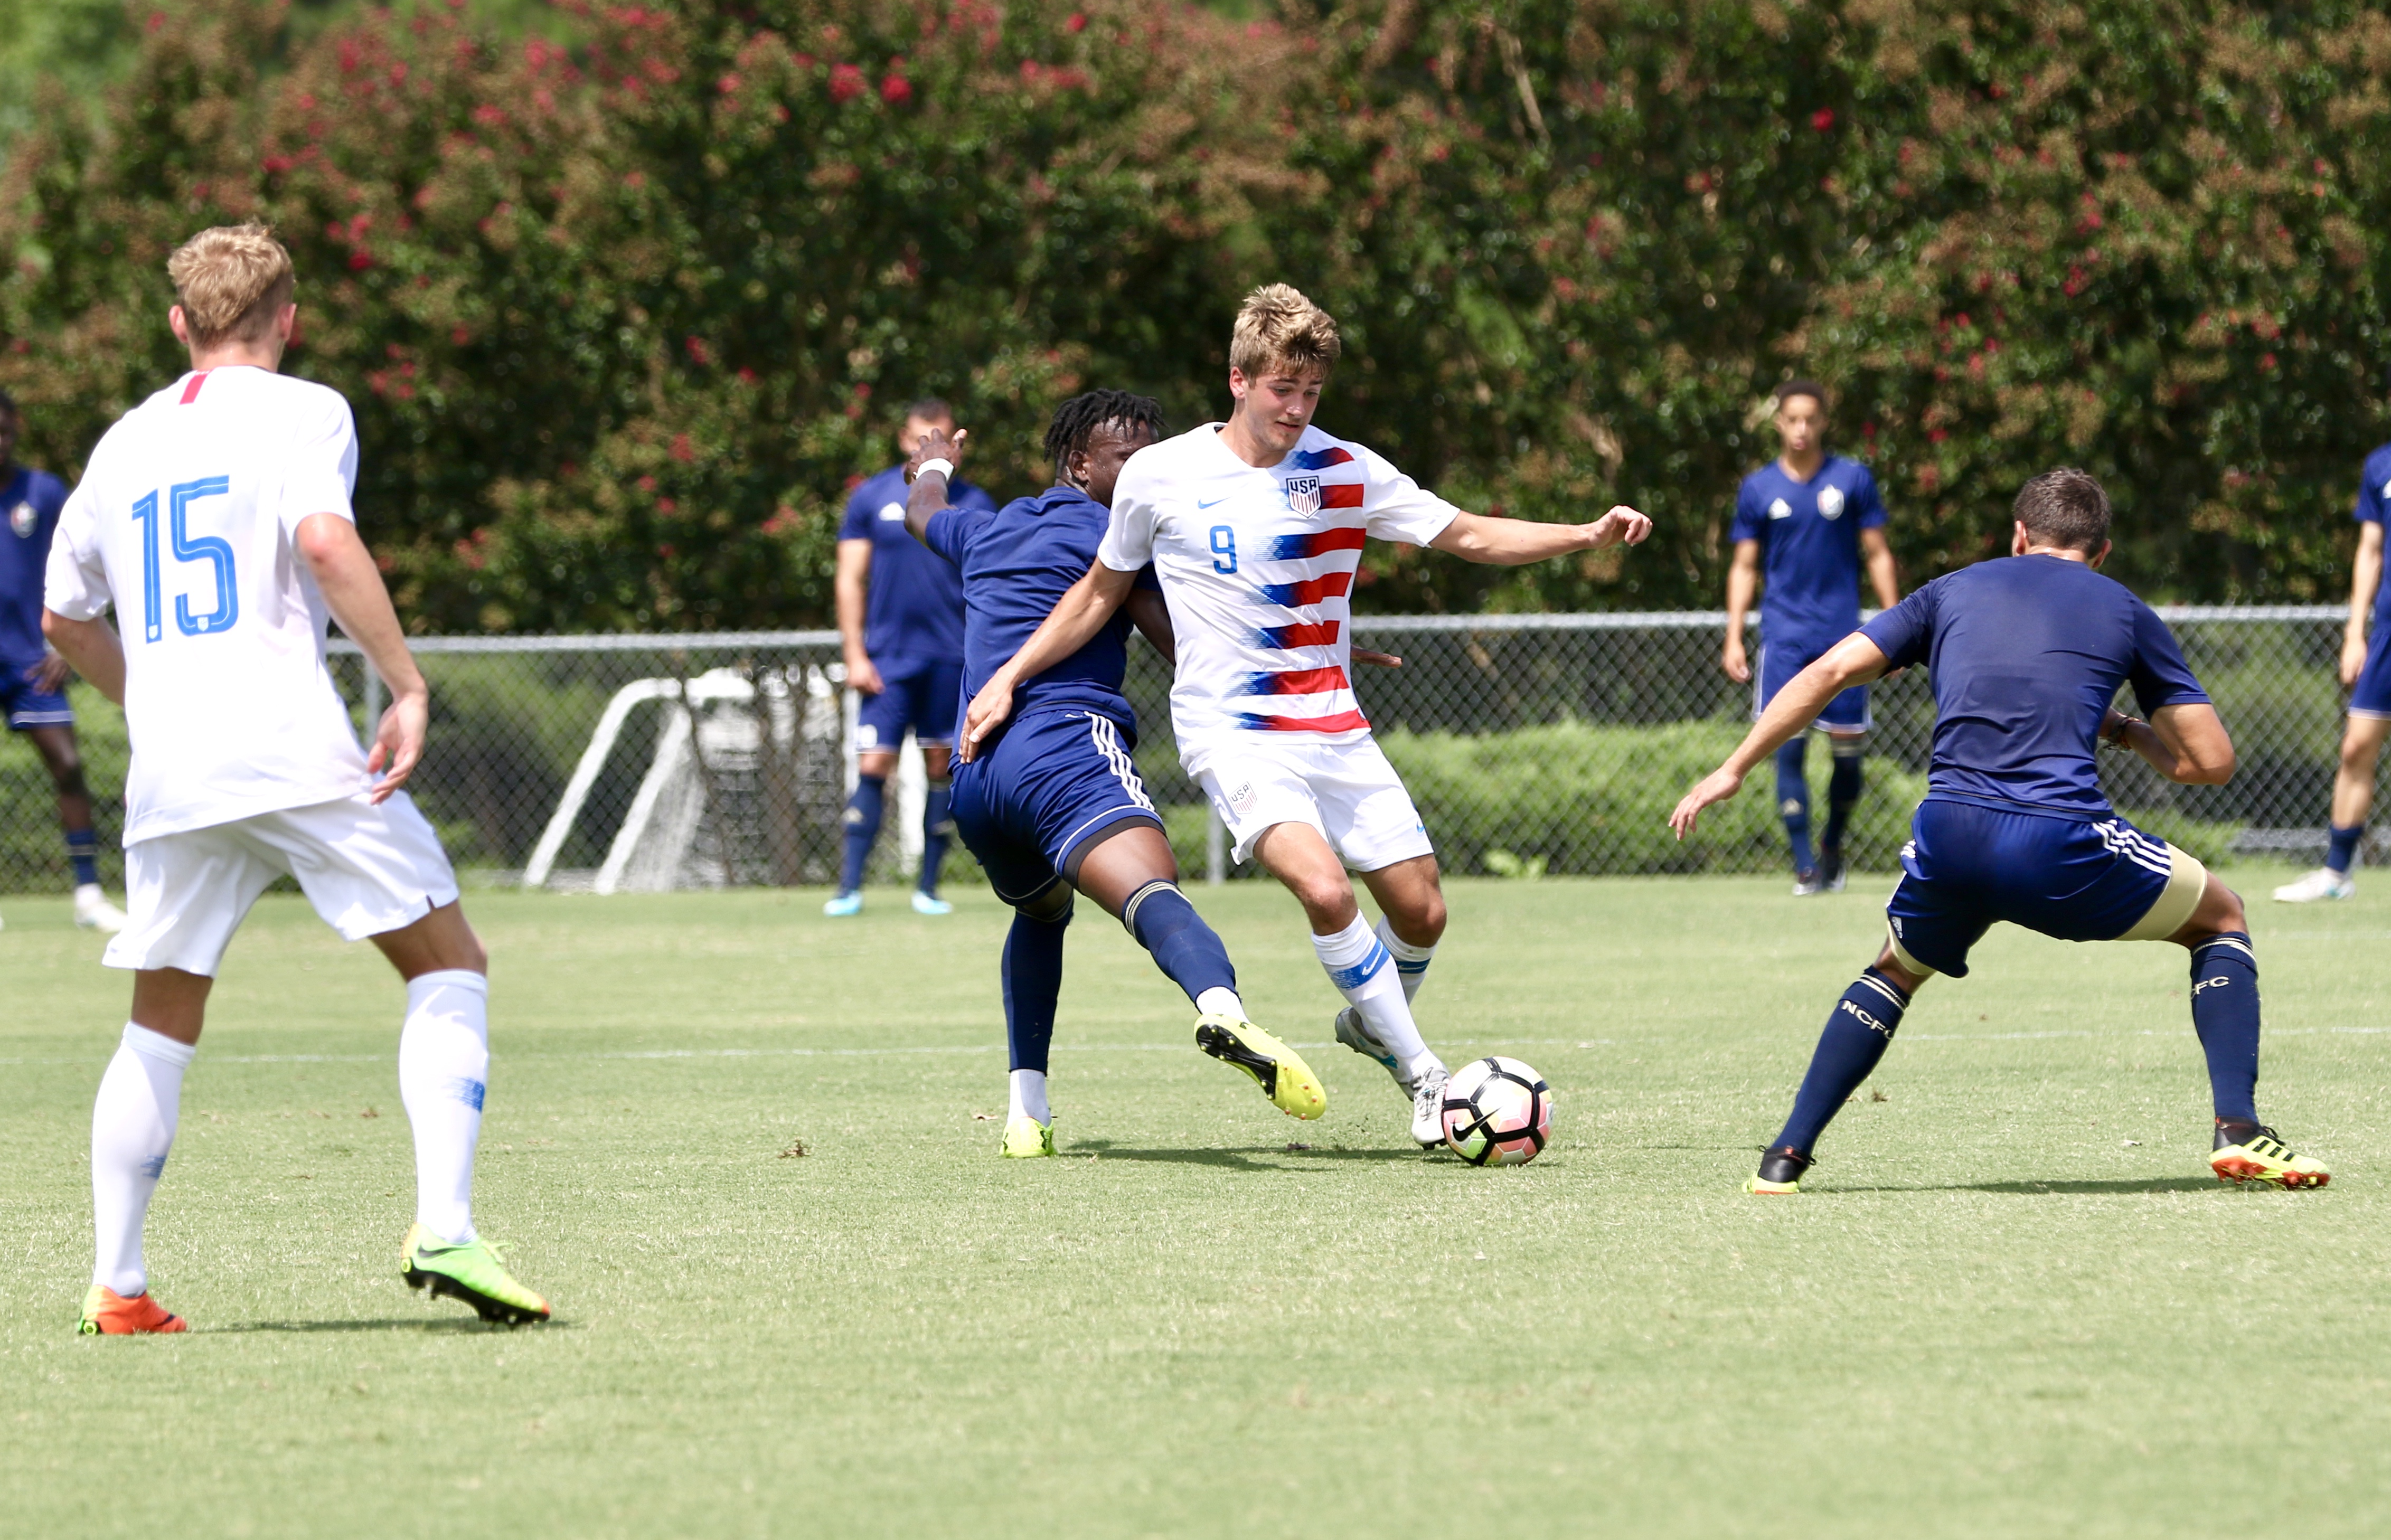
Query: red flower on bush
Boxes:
[
  {"xmin": 1811, "ymin": 108, "xmax": 1834, "ymax": 131},
  {"xmin": 881, "ymin": 73, "xmax": 911, "ymax": 105},
  {"xmin": 1067, "ymin": 11, "xmax": 1087, "ymax": 30},
  {"xmin": 684, "ymin": 336, "xmax": 711, "ymax": 365},
  {"xmin": 829, "ymin": 63, "xmax": 864, "ymax": 102}
]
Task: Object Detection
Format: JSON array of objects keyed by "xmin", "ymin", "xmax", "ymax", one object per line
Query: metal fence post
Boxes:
[
  {"xmin": 1206, "ymin": 803, "xmax": 1226, "ymax": 886},
  {"xmin": 362, "ymin": 656, "xmax": 383, "ymax": 731}
]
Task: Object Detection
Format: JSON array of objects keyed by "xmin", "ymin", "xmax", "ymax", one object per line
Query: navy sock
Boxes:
[
  {"xmin": 839, "ymin": 774, "xmax": 886, "ymax": 894},
  {"xmin": 65, "ymin": 828, "xmax": 99, "ymax": 888},
  {"xmin": 919, "ymin": 778, "xmax": 953, "ymax": 894},
  {"xmin": 1001, "ymin": 909, "xmax": 1069, "ymax": 1074},
  {"xmin": 1772, "ymin": 967, "xmax": 1910, "ymax": 1155},
  {"xmin": 1823, "ymin": 750, "xmax": 1862, "ymax": 856},
  {"xmin": 1775, "ymin": 738, "xmax": 1815, "ymax": 873},
  {"xmin": 2189, "ymin": 932, "xmax": 2260, "ymax": 1123},
  {"xmin": 1124, "ymin": 883, "xmax": 1238, "ymax": 1004},
  {"xmin": 2326, "ymin": 823, "xmax": 2363, "ymax": 875}
]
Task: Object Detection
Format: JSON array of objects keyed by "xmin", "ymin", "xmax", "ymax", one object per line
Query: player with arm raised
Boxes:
[
  {"xmin": 905, "ymin": 390, "xmax": 1326, "ymax": 1155},
  {"xmin": 2273, "ymin": 403, "xmax": 2391, "ymax": 903},
  {"xmin": 1720, "ymin": 380, "xmax": 1899, "ymax": 895},
  {"xmin": 1672, "ymin": 468, "xmax": 2329, "ymax": 1194},
  {"xmin": 962, "ymin": 285, "xmax": 1651, "ymax": 1148},
  {"xmin": 42, "ymin": 225, "xmax": 549, "ymax": 1333},
  {"xmin": 826, "ymin": 399, "xmax": 992, "ymax": 918}
]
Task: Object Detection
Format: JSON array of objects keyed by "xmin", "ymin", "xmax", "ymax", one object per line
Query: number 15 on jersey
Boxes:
[{"xmin": 130, "ymin": 476, "xmax": 238, "ymax": 643}]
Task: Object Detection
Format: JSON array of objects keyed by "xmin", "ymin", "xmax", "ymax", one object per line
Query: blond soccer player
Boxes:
[
  {"xmin": 43, "ymin": 225, "xmax": 549, "ymax": 1333},
  {"xmin": 961, "ymin": 285, "xmax": 1651, "ymax": 1145}
]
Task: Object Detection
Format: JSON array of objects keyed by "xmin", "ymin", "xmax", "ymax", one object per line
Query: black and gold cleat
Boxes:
[
  {"xmin": 1194, "ymin": 1014, "xmax": 1326, "ymax": 1120},
  {"xmin": 1746, "ymin": 1145, "xmax": 1811, "ymax": 1194}
]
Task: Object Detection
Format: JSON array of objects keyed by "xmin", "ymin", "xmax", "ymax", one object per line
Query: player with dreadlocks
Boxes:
[{"xmin": 902, "ymin": 390, "xmax": 1331, "ymax": 1156}]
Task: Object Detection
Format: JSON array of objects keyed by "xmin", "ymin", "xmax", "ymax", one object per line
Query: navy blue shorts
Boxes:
[
  {"xmin": 856, "ymin": 659, "xmax": 963, "ymax": 751},
  {"xmin": 2351, "ymin": 622, "xmax": 2391, "ymax": 720},
  {"xmin": 0, "ymin": 663, "xmax": 72, "ymax": 731},
  {"xmin": 1756, "ymin": 634, "xmax": 1869, "ymax": 732},
  {"xmin": 950, "ymin": 707, "xmax": 1163, "ymax": 903},
  {"xmin": 1884, "ymin": 799, "xmax": 2207, "ymax": 979}
]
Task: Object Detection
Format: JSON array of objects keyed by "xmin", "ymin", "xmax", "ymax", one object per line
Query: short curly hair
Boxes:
[
  {"xmin": 1229, "ymin": 284, "xmax": 1341, "ymax": 378},
  {"xmin": 1043, "ymin": 389, "xmax": 1168, "ymax": 471}
]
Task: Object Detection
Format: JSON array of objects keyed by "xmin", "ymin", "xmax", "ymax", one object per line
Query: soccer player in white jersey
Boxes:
[
  {"xmin": 961, "ymin": 284, "xmax": 1652, "ymax": 1144},
  {"xmin": 41, "ymin": 225, "xmax": 549, "ymax": 1333}
]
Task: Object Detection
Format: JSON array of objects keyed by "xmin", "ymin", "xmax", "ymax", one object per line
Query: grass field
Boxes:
[{"xmin": 5, "ymin": 871, "xmax": 2390, "ymax": 1537}]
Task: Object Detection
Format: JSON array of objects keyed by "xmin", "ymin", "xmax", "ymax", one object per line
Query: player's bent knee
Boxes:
[{"xmin": 1014, "ymin": 878, "xmax": 1075, "ymax": 925}]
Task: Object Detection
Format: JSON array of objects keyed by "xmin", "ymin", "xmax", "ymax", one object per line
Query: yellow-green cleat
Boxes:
[
  {"xmin": 1001, "ymin": 1115, "xmax": 1055, "ymax": 1158},
  {"xmin": 400, "ymin": 1224, "xmax": 551, "ymax": 1326},
  {"xmin": 2210, "ymin": 1125, "xmax": 2331, "ymax": 1189},
  {"xmin": 1194, "ymin": 1014, "xmax": 1326, "ymax": 1120}
]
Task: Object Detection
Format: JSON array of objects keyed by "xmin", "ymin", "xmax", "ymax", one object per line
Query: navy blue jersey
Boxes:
[
  {"xmin": 1861, "ymin": 554, "xmax": 2209, "ymax": 818},
  {"xmin": 2354, "ymin": 441, "xmax": 2391, "ymax": 625},
  {"xmin": 925, "ymin": 483, "xmax": 1159, "ymax": 731},
  {"xmin": 1730, "ymin": 455, "xmax": 1887, "ymax": 647},
  {"xmin": 840, "ymin": 464, "xmax": 990, "ymax": 668},
  {"xmin": 0, "ymin": 465, "xmax": 69, "ymax": 666}
]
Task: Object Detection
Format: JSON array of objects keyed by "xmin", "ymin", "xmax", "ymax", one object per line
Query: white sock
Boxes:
[
  {"xmin": 91, "ymin": 1024, "xmax": 194, "ymax": 1296},
  {"xmin": 1374, "ymin": 915, "xmax": 1436, "ymax": 1005},
  {"xmin": 1009, "ymin": 1068, "xmax": 1050, "ymax": 1126},
  {"xmin": 399, "ymin": 970, "xmax": 489, "ymax": 1247},
  {"xmin": 1313, "ymin": 915, "xmax": 1442, "ymax": 1084},
  {"xmin": 1194, "ymin": 986, "xmax": 1248, "ymax": 1021}
]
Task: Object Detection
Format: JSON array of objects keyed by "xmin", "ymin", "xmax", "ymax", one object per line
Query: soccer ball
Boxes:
[{"xmin": 1438, "ymin": 1056, "xmax": 1554, "ymax": 1166}]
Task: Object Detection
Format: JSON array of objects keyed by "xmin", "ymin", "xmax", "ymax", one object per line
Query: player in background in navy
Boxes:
[
  {"xmin": 1674, "ymin": 469, "xmax": 2329, "ymax": 1194},
  {"xmin": 902, "ymin": 391, "xmax": 1331, "ymax": 1156},
  {"xmin": 1722, "ymin": 381, "xmax": 1899, "ymax": 895},
  {"xmin": 827, "ymin": 399, "xmax": 995, "ymax": 918},
  {"xmin": 0, "ymin": 388, "xmax": 127, "ymax": 933},
  {"xmin": 2274, "ymin": 391, "xmax": 2391, "ymax": 903}
]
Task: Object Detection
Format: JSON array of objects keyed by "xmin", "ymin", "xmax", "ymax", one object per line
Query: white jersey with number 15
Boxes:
[
  {"xmin": 45, "ymin": 365, "xmax": 374, "ymax": 843},
  {"xmin": 1096, "ymin": 422, "xmax": 1460, "ymax": 774}
]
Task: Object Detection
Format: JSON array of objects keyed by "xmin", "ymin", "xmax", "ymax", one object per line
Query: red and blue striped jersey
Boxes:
[{"xmin": 1096, "ymin": 422, "xmax": 1460, "ymax": 770}]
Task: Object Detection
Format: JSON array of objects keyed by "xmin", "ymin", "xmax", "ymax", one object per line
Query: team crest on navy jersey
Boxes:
[
  {"xmin": 8, "ymin": 500, "xmax": 32, "ymax": 537},
  {"xmin": 1817, "ymin": 484, "xmax": 1846, "ymax": 521},
  {"xmin": 1767, "ymin": 497, "xmax": 1792, "ymax": 520},
  {"xmin": 1282, "ymin": 475, "xmax": 1321, "ymax": 516}
]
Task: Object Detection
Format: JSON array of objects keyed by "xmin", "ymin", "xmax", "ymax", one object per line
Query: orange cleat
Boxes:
[{"xmin": 78, "ymin": 1284, "xmax": 187, "ymax": 1336}]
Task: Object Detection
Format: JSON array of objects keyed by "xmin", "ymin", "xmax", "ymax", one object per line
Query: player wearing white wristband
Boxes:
[
  {"xmin": 961, "ymin": 284, "xmax": 1652, "ymax": 1146},
  {"xmin": 42, "ymin": 224, "xmax": 549, "ymax": 1333}
]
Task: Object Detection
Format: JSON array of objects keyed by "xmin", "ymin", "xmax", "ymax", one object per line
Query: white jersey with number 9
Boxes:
[{"xmin": 45, "ymin": 365, "xmax": 373, "ymax": 843}]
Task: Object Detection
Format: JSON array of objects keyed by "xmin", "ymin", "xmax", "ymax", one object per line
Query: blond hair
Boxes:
[
  {"xmin": 1230, "ymin": 283, "xmax": 1341, "ymax": 377},
  {"xmin": 166, "ymin": 223, "xmax": 295, "ymax": 348}
]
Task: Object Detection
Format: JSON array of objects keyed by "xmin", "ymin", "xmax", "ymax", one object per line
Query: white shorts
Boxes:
[
  {"xmin": 1196, "ymin": 735, "xmax": 1434, "ymax": 872},
  {"xmin": 106, "ymin": 792, "xmax": 460, "ymax": 977}
]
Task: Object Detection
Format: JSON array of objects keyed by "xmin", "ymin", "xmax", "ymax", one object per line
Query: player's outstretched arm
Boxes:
[
  {"xmin": 1429, "ymin": 505, "xmax": 1652, "ymax": 566},
  {"xmin": 2103, "ymin": 703, "xmax": 2236, "ymax": 786},
  {"xmin": 958, "ymin": 561, "xmax": 1138, "ymax": 762},
  {"xmin": 1669, "ymin": 632, "xmax": 1891, "ymax": 838},
  {"xmin": 40, "ymin": 611, "xmax": 126, "ymax": 704},
  {"xmin": 296, "ymin": 513, "xmax": 429, "ymax": 804}
]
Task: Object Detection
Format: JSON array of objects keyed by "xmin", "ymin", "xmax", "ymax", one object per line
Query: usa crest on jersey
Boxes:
[
  {"xmin": 8, "ymin": 500, "xmax": 32, "ymax": 537},
  {"xmin": 1283, "ymin": 475, "xmax": 1321, "ymax": 517}
]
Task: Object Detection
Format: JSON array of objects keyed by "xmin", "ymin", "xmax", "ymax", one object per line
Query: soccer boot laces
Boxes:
[
  {"xmin": 1193, "ymin": 1014, "xmax": 1326, "ymax": 1120},
  {"xmin": 1333, "ymin": 1006, "xmax": 1408, "ymax": 1090},
  {"xmin": 1408, "ymin": 1065, "xmax": 1451, "ymax": 1150},
  {"xmin": 78, "ymin": 1284, "xmax": 187, "ymax": 1336},
  {"xmin": 2271, "ymin": 868, "xmax": 2355, "ymax": 903},
  {"xmin": 1001, "ymin": 1115, "xmax": 1055, "ymax": 1158},
  {"xmin": 401, "ymin": 1224, "xmax": 552, "ymax": 1325},
  {"xmin": 2210, "ymin": 1123, "xmax": 2331, "ymax": 1189},
  {"xmin": 1746, "ymin": 1145, "xmax": 1811, "ymax": 1195}
]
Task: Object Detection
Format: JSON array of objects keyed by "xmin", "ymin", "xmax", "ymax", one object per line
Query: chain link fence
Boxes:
[{"xmin": 1, "ymin": 609, "xmax": 2376, "ymax": 895}]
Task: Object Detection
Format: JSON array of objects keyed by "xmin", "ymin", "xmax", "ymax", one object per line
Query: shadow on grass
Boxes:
[
  {"xmin": 1072, "ymin": 1139, "xmax": 1424, "ymax": 1168},
  {"xmin": 212, "ymin": 1316, "xmax": 566, "ymax": 1334},
  {"xmin": 1826, "ymin": 1177, "xmax": 2223, "ymax": 1195}
]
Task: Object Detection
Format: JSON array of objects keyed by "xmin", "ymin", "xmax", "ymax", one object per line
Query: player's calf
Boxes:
[{"xmin": 1747, "ymin": 962, "xmax": 1915, "ymax": 1192}]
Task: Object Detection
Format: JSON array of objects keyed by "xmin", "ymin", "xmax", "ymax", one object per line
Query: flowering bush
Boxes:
[{"xmin": 2, "ymin": 0, "xmax": 2387, "ymax": 630}]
